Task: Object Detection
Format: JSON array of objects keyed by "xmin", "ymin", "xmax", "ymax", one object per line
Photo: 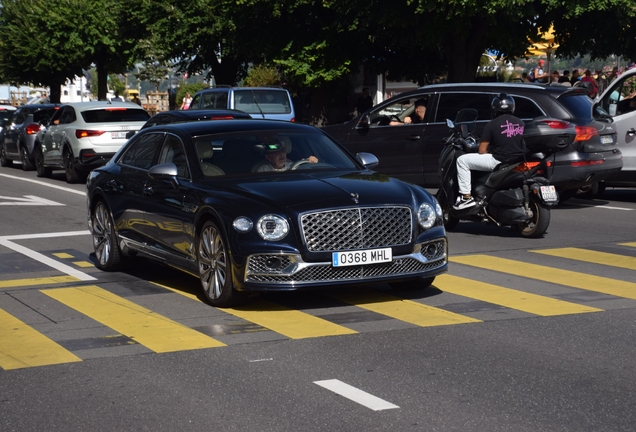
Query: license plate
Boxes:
[
  {"xmin": 111, "ymin": 131, "xmax": 127, "ymax": 139},
  {"xmin": 332, "ymin": 248, "xmax": 392, "ymax": 267},
  {"xmin": 601, "ymin": 135, "xmax": 613, "ymax": 144},
  {"xmin": 540, "ymin": 185, "xmax": 558, "ymax": 202}
]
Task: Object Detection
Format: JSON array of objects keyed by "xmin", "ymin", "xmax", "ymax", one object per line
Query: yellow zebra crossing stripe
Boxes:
[
  {"xmin": 0, "ymin": 308, "xmax": 81, "ymax": 370},
  {"xmin": 0, "ymin": 275, "xmax": 79, "ymax": 289},
  {"xmin": 451, "ymin": 255, "xmax": 636, "ymax": 300},
  {"xmin": 531, "ymin": 248, "xmax": 636, "ymax": 270},
  {"xmin": 152, "ymin": 282, "xmax": 357, "ymax": 339},
  {"xmin": 328, "ymin": 290, "xmax": 481, "ymax": 326},
  {"xmin": 42, "ymin": 285, "xmax": 226, "ymax": 352},
  {"xmin": 619, "ymin": 242, "xmax": 636, "ymax": 248},
  {"xmin": 435, "ymin": 274, "xmax": 602, "ymax": 316}
]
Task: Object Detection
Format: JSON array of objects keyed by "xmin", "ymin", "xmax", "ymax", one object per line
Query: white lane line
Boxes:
[
  {"xmin": 314, "ymin": 379, "xmax": 399, "ymax": 411},
  {"xmin": 0, "ymin": 231, "xmax": 96, "ymax": 282},
  {"xmin": 574, "ymin": 203, "xmax": 633, "ymax": 211},
  {"xmin": 0, "ymin": 195, "xmax": 65, "ymax": 206},
  {"xmin": 0, "ymin": 173, "xmax": 85, "ymax": 196}
]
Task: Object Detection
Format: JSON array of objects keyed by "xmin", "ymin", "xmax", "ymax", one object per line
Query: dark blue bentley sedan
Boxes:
[{"xmin": 86, "ymin": 120, "xmax": 448, "ymax": 307}]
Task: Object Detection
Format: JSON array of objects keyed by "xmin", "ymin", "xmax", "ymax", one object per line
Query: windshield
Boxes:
[{"xmin": 193, "ymin": 129, "xmax": 359, "ymax": 177}]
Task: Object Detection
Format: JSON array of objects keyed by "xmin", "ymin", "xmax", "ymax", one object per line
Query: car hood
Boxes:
[{"xmin": 210, "ymin": 171, "xmax": 420, "ymax": 212}]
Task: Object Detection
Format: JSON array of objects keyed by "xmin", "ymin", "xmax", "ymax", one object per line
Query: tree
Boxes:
[{"xmin": 0, "ymin": 0, "xmax": 146, "ymax": 102}]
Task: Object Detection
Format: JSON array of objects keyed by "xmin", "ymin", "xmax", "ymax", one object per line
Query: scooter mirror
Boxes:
[{"xmin": 446, "ymin": 118, "xmax": 454, "ymax": 129}]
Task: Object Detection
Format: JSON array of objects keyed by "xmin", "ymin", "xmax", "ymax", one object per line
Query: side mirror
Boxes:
[
  {"xmin": 148, "ymin": 163, "xmax": 178, "ymax": 184},
  {"xmin": 355, "ymin": 114, "xmax": 370, "ymax": 129},
  {"xmin": 356, "ymin": 152, "xmax": 379, "ymax": 169}
]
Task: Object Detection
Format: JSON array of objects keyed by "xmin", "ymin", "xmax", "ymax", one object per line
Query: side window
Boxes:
[
  {"xmin": 600, "ymin": 74, "xmax": 636, "ymax": 116},
  {"xmin": 158, "ymin": 134, "xmax": 190, "ymax": 179},
  {"xmin": 49, "ymin": 107, "xmax": 63, "ymax": 125},
  {"xmin": 435, "ymin": 93, "xmax": 493, "ymax": 122},
  {"xmin": 368, "ymin": 96, "xmax": 429, "ymax": 127},
  {"xmin": 10, "ymin": 110, "xmax": 25, "ymax": 124},
  {"xmin": 118, "ymin": 133, "xmax": 164, "ymax": 169},
  {"xmin": 190, "ymin": 94, "xmax": 200, "ymax": 109},
  {"xmin": 202, "ymin": 92, "xmax": 216, "ymax": 109},
  {"xmin": 59, "ymin": 107, "xmax": 76, "ymax": 124},
  {"xmin": 514, "ymin": 97, "xmax": 545, "ymax": 119}
]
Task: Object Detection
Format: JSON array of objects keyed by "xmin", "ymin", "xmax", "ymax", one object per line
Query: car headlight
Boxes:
[
  {"xmin": 434, "ymin": 200, "xmax": 443, "ymax": 218},
  {"xmin": 256, "ymin": 214, "xmax": 289, "ymax": 241},
  {"xmin": 417, "ymin": 203, "xmax": 436, "ymax": 230}
]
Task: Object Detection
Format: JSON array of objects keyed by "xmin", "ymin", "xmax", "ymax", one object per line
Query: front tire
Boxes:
[
  {"xmin": 515, "ymin": 197, "xmax": 550, "ymax": 238},
  {"xmin": 0, "ymin": 144, "xmax": 13, "ymax": 167},
  {"xmin": 20, "ymin": 145, "xmax": 34, "ymax": 171},
  {"xmin": 198, "ymin": 221, "xmax": 243, "ymax": 307},
  {"xmin": 92, "ymin": 201, "xmax": 123, "ymax": 271}
]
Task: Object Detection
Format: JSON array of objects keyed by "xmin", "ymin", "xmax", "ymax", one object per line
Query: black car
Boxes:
[
  {"xmin": 86, "ymin": 120, "xmax": 448, "ymax": 307},
  {"xmin": 323, "ymin": 83, "xmax": 622, "ymax": 197},
  {"xmin": 0, "ymin": 104, "xmax": 59, "ymax": 170}
]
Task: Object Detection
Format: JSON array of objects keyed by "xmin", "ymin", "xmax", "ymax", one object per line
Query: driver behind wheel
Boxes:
[{"xmin": 253, "ymin": 140, "xmax": 318, "ymax": 172}]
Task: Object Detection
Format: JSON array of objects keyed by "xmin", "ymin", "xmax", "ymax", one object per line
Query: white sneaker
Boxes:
[{"xmin": 453, "ymin": 196, "xmax": 476, "ymax": 210}]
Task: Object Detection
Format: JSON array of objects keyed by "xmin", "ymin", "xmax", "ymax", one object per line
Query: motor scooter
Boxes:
[{"xmin": 436, "ymin": 108, "xmax": 575, "ymax": 238}]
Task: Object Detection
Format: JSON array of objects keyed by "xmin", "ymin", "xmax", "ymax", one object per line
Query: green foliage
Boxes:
[{"xmin": 243, "ymin": 65, "xmax": 282, "ymax": 87}]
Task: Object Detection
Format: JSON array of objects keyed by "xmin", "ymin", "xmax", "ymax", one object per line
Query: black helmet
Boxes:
[{"xmin": 491, "ymin": 93, "xmax": 515, "ymax": 117}]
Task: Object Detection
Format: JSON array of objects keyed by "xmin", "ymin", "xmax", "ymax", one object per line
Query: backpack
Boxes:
[{"xmin": 527, "ymin": 69, "xmax": 535, "ymax": 82}]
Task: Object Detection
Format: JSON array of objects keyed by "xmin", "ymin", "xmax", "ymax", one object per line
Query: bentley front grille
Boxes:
[{"xmin": 300, "ymin": 206, "xmax": 412, "ymax": 252}]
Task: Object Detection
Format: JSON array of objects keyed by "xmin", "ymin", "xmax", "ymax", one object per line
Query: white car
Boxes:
[
  {"xmin": 35, "ymin": 101, "xmax": 150, "ymax": 182},
  {"xmin": 595, "ymin": 68, "xmax": 636, "ymax": 193}
]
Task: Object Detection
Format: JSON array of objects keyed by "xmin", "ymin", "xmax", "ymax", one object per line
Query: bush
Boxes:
[{"xmin": 243, "ymin": 64, "xmax": 281, "ymax": 87}]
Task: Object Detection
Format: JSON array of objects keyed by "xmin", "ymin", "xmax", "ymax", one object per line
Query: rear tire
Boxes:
[
  {"xmin": 20, "ymin": 145, "xmax": 34, "ymax": 171},
  {"xmin": 197, "ymin": 220, "xmax": 245, "ymax": 307},
  {"xmin": 63, "ymin": 149, "xmax": 80, "ymax": 183},
  {"xmin": 35, "ymin": 145, "xmax": 52, "ymax": 177},
  {"xmin": 515, "ymin": 197, "xmax": 550, "ymax": 238},
  {"xmin": 0, "ymin": 144, "xmax": 13, "ymax": 167},
  {"xmin": 91, "ymin": 201, "xmax": 122, "ymax": 271}
]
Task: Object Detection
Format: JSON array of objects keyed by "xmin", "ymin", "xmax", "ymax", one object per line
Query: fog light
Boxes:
[{"xmin": 265, "ymin": 257, "xmax": 283, "ymax": 269}]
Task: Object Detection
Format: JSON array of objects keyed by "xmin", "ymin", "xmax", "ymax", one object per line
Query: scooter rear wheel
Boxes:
[{"xmin": 515, "ymin": 197, "xmax": 550, "ymax": 238}]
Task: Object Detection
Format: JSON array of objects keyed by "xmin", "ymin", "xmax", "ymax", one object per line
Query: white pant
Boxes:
[{"xmin": 456, "ymin": 153, "xmax": 500, "ymax": 195}]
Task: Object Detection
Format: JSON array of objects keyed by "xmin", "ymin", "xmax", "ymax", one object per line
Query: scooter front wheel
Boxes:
[{"xmin": 515, "ymin": 197, "xmax": 550, "ymax": 238}]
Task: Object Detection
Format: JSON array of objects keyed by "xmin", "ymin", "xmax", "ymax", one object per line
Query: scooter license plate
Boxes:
[{"xmin": 540, "ymin": 185, "xmax": 558, "ymax": 202}]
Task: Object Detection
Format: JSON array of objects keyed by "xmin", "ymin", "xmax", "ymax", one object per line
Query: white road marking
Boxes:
[
  {"xmin": 0, "ymin": 231, "xmax": 96, "ymax": 281},
  {"xmin": 0, "ymin": 195, "xmax": 65, "ymax": 206},
  {"xmin": 0, "ymin": 173, "xmax": 85, "ymax": 196},
  {"xmin": 314, "ymin": 379, "xmax": 399, "ymax": 411},
  {"xmin": 574, "ymin": 204, "xmax": 632, "ymax": 211}
]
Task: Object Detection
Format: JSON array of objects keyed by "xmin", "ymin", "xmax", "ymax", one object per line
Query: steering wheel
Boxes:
[
  {"xmin": 389, "ymin": 115, "xmax": 402, "ymax": 123},
  {"xmin": 290, "ymin": 159, "xmax": 312, "ymax": 170}
]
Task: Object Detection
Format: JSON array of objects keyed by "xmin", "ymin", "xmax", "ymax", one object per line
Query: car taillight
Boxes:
[
  {"xmin": 26, "ymin": 123, "xmax": 40, "ymax": 135},
  {"xmin": 540, "ymin": 120, "xmax": 570, "ymax": 129},
  {"xmin": 105, "ymin": 108, "xmax": 127, "ymax": 111},
  {"xmin": 512, "ymin": 161, "xmax": 541, "ymax": 172},
  {"xmin": 571, "ymin": 160, "xmax": 604, "ymax": 167},
  {"xmin": 575, "ymin": 125, "xmax": 598, "ymax": 141},
  {"xmin": 291, "ymin": 118, "xmax": 295, "ymax": 123},
  {"xmin": 75, "ymin": 130, "xmax": 105, "ymax": 138},
  {"xmin": 208, "ymin": 116, "xmax": 234, "ymax": 120}
]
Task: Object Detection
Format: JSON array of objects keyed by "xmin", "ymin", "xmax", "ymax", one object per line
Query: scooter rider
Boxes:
[{"xmin": 453, "ymin": 93, "xmax": 527, "ymax": 210}]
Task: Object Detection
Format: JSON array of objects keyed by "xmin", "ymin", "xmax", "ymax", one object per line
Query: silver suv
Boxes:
[
  {"xmin": 35, "ymin": 101, "xmax": 149, "ymax": 182},
  {"xmin": 189, "ymin": 87, "xmax": 296, "ymax": 122}
]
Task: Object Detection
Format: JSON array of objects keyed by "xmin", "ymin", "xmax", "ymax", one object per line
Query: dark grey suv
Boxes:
[
  {"xmin": 0, "ymin": 104, "xmax": 59, "ymax": 170},
  {"xmin": 323, "ymin": 83, "xmax": 622, "ymax": 197}
]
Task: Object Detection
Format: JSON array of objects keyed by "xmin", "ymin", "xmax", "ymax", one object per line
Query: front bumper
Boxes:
[{"xmin": 236, "ymin": 238, "xmax": 448, "ymax": 291}]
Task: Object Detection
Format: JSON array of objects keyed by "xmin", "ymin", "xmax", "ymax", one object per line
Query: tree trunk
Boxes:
[
  {"xmin": 96, "ymin": 59, "xmax": 108, "ymax": 100},
  {"xmin": 444, "ymin": 17, "xmax": 490, "ymax": 83},
  {"xmin": 47, "ymin": 75, "xmax": 64, "ymax": 104}
]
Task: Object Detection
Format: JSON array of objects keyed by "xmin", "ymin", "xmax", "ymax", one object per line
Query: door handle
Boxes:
[
  {"xmin": 408, "ymin": 134, "xmax": 421, "ymax": 141},
  {"xmin": 627, "ymin": 128, "xmax": 636, "ymax": 137}
]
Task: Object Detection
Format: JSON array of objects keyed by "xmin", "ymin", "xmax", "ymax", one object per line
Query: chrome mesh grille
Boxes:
[
  {"xmin": 245, "ymin": 239, "xmax": 447, "ymax": 284},
  {"xmin": 301, "ymin": 207, "xmax": 412, "ymax": 252},
  {"xmin": 247, "ymin": 256, "xmax": 293, "ymax": 275}
]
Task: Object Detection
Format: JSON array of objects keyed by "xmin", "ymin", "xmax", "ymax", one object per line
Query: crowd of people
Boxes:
[{"xmin": 522, "ymin": 60, "xmax": 633, "ymax": 98}]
